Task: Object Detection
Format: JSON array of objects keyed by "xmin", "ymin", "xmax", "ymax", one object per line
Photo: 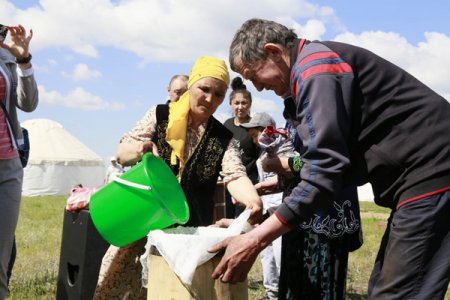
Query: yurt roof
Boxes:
[{"xmin": 22, "ymin": 118, "xmax": 104, "ymax": 166}]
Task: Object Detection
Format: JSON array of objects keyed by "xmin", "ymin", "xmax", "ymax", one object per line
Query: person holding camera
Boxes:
[{"xmin": 0, "ymin": 24, "xmax": 38, "ymax": 299}]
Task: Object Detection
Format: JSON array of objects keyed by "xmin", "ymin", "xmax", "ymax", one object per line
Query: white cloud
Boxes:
[
  {"xmin": 64, "ymin": 87, "xmax": 108, "ymax": 110},
  {"xmin": 63, "ymin": 63, "xmax": 102, "ymax": 81},
  {"xmin": 3, "ymin": 0, "xmax": 342, "ymax": 62},
  {"xmin": 37, "ymin": 85, "xmax": 61, "ymax": 105},
  {"xmin": 275, "ymin": 17, "xmax": 327, "ymax": 41},
  {"xmin": 334, "ymin": 31, "xmax": 450, "ymax": 101},
  {"xmin": 5, "ymin": 0, "xmax": 448, "ymax": 105},
  {"xmin": 38, "ymin": 85, "xmax": 125, "ymax": 111},
  {"xmin": 72, "ymin": 44, "xmax": 99, "ymax": 58},
  {"xmin": 252, "ymin": 97, "xmax": 281, "ymax": 114},
  {"xmin": 251, "ymin": 96, "xmax": 286, "ymax": 127}
]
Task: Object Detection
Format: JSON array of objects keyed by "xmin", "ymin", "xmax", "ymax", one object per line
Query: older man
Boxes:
[
  {"xmin": 166, "ymin": 74, "xmax": 188, "ymax": 103},
  {"xmin": 210, "ymin": 18, "xmax": 450, "ymax": 300}
]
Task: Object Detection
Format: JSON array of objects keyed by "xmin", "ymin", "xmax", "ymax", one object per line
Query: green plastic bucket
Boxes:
[{"xmin": 90, "ymin": 153, "xmax": 189, "ymax": 247}]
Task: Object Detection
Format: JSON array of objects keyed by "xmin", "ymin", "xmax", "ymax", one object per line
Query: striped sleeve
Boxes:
[
  {"xmin": 291, "ymin": 50, "xmax": 353, "ymax": 97},
  {"xmin": 279, "ymin": 44, "xmax": 355, "ymax": 225}
]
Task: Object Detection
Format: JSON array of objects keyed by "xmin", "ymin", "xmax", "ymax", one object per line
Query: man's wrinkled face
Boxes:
[{"xmin": 234, "ymin": 57, "xmax": 289, "ymax": 97}]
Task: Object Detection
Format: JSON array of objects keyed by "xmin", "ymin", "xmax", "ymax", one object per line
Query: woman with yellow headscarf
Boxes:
[{"xmin": 95, "ymin": 56, "xmax": 262, "ymax": 299}]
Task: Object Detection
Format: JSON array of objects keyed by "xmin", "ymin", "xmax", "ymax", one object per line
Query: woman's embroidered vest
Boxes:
[{"xmin": 152, "ymin": 104, "xmax": 233, "ymax": 226}]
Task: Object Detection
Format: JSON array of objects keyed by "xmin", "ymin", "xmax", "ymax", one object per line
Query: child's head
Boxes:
[{"xmin": 240, "ymin": 112, "xmax": 276, "ymax": 146}]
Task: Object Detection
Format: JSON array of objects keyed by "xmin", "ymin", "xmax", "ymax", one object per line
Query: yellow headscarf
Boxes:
[{"xmin": 166, "ymin": 56, "xmax": 230, "ymax": 173}]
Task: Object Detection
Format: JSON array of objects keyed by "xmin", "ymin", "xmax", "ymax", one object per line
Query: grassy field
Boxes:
[{"xmin": 7, "ymin": 197, "xmax": 449, "ymax": 299}]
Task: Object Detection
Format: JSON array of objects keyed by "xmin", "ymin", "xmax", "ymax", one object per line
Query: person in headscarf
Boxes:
[{"xmin": 94, "ymin": 56, "xmax": 262, "ymax": 299}]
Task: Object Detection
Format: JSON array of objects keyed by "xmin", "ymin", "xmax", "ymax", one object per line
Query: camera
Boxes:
[{"xmin": 0, "ymin": 24, "xmax": 8, "ymax": 42}]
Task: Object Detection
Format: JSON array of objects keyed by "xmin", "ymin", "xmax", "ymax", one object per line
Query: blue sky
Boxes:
[{"xmin": 2, "ymin": 0, "xmax": 450, "ymax": 163}]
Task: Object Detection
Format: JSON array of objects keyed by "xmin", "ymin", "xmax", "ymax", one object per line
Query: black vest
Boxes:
[{"xmin": 152, "ymin": 104, "xmax": 233, "ymax": 226}]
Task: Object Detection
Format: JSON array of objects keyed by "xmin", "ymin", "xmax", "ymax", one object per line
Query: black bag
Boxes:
[
  {"xmin": 18, "ymin": 127, "xmax": 30, "ymax": 167},
  {"xmin": 0, "ymin": 101, "xmax": 30, "ymax": 167}
]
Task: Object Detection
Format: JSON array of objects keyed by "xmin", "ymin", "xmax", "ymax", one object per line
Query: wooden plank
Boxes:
[{"xmin": 147, "ymin": 254, "xmax": 248, "ymax": 299}]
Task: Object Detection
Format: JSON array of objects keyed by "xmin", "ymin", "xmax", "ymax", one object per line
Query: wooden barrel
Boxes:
[{"xmin": 147, "ymin": 252, "xmax": 248, "ymax": 300}]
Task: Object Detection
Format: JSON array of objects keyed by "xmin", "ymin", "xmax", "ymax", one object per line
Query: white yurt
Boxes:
[{"xmin": 22, "ymin": 118, "xmax": 105, "ymax": 196}]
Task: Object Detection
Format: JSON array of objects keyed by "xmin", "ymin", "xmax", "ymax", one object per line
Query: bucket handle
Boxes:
[
  {"xmin": 112, "ymin": 175, "xmax": 152, "ymax": 191},
  {"xmin": 112, "ymin": 173, "xmax": 182, "ymax": 223}
]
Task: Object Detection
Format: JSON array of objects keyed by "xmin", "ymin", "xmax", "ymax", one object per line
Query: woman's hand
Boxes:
[
  {"xmin": 226, "ymin": 176, "xmax": 263, "ymax": 225},
  {"xmin": 117, "ymin": 141, "xmax": 159, "ymax": 166},
  {"xmin": 210, "ymin": 218, "xmax": 234, "ymax": 228},
  {"xmin": 1, "ymin": 25, "xmax": 33, "ymax": 60},
  {"xmin": 137, "ymin": 141, "xmax": 159, "ymax": 157},
  {"xmin": 246, "ymin": 203, "xmax": 263, "ymax": 225}
]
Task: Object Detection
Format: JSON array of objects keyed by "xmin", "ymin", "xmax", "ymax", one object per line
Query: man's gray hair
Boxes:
[
  {"xmin": 168, "ymin": 74, "xmax": 189, "ymax": 87},
  {"xmin": 229, "ymin": 18, "xmax": 297, "ymax": 71}
]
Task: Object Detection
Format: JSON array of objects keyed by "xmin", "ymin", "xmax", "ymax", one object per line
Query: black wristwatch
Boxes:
[{"xmin": 16, "ymin": 53, "xmax": 32, "ymax": 64}]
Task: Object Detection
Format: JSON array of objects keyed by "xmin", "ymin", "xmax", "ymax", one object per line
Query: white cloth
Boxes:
[{"xmin": 140, "ymin": 210, "xmax": 253, "ymax": 286}]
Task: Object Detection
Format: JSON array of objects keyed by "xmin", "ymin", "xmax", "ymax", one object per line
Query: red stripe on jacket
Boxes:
[
  {"xmin": 397, "ymin": 186, "xmax": 450, "ymax": 210},
  {"xmin": 301, "ymin": 63, "xmax": 352, "ymax": 81},
  {"xmin": 299, "ymin": 51, "xmax": 340, "ymax": 67}
]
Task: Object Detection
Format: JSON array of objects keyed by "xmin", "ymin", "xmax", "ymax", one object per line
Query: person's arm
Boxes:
[
  {"xmin": 3, "ymin": 25, "xmax": 38, "ymax": 112},
  {"xmin": 116, "ymin": 106, "xmax": 158, "ymax": 166},
  {"xmin": 16, "ymin": 67, "xmax": 38, "ymax": 112},
  {"xmin": 226, "ymin": 176, "xmax": 262, "ymax": 224},
  {"xmin": 261, "ymin": 154, "xmax": 291, "ymax": 175},
  {"xmin": 209, "ymin": 213, "xmax": 291, "ymax": 283},
  {"xmin": 276, "ymin": 47, "xmax": 354, "ymax": 226},
  {"xmin": 221, "ymin": 139, "xmax": 262, "ymax": 224}
]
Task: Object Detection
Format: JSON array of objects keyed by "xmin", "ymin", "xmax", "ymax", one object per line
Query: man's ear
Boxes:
[{"xmin": 263, "ymin": 43, "xmax": 284, "ymax": 60}]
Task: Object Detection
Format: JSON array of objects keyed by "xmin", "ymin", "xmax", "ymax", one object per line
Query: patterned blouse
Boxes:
[{"xmin": 120, "ymin": 106, "xmax": 247, "ymax": 182}]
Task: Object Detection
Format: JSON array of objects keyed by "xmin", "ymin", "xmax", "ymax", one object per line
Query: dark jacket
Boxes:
[{"xmin": 276, "ymin": 39, "xmax": 450, "ymax": 225}]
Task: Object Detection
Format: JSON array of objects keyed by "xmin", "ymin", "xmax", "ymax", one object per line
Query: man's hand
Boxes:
[
  {"xmin": 208, "ymin": 233, "xmax": 261, "ymax": 283},
  {"xmin": 208, "ymin": 214, "xmax": 291, "ymax": 283}
]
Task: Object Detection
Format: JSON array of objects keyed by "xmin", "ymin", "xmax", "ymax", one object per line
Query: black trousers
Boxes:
[{"xmin": 368, "ymin": 191, "xmax": 450, "ymax": 299}]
